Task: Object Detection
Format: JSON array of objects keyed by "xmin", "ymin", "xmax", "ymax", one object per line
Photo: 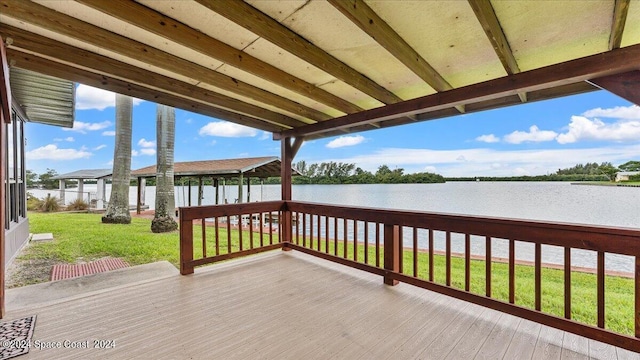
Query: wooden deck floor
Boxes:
[{"xmin": 7, "ymin": 251, "xmax": 640, "ymax": 359}]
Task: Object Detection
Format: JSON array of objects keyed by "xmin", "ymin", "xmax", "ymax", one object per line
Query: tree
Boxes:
[
  {"xmin": 38, "ymin": 168, "xmax": 58, "ymax": 189},
  {"xmin": 102, "ymin": 94, "xmax": 133, "ymax": 224},
  {"xmin": 151, "ymin": 104, "xmax": 178, "ymax": 233},
  {"xmin": 26, "ymin": 169, "xmax": 38, "ymax": 188},
  {"xmin": 619, "ymin": 160, "xmax": 640, "ymax": 172},
  {"xmin": 599, "ymin": 162, "xmax": 619, "ymax": 182}
]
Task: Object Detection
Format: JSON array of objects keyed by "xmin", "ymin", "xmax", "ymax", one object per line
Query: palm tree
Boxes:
[
  {"xmin": 151, "ymin": 104, "xmax": 178, "ymax": 233},
  {"xmin": 102, "ymin": 94, "xmax": 132, "ymax": 224}
]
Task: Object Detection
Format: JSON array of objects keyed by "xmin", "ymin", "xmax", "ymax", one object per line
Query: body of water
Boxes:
[{"xmin": 29, "ymin": 182, "xmax": 639, "ymax": 272}]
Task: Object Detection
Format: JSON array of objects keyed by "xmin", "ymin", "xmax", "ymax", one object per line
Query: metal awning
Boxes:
[{"xmin": 51, "ymin": 168, "xmax": 112, "ymax": 180}]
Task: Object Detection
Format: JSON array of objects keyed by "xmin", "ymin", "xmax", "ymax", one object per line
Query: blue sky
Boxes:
[{"xmin": 24, "ymin": 84, "xmax": 640, "ymax": 178}]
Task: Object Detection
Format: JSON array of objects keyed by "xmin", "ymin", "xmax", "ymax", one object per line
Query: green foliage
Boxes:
[
  {"xmin": 26, "ymin": 170, "xmax": 38, "ymax": 188},
  {"xmin": 618, "ymin": 160, "xmax": 640, "ymax": 172},
  {"xmin": 26, "ymin": 193, "xmax": 42, "ymax": 211},
  {"xmin": 67, "ymin": 198, "xmax": 89, "ymax": 211},
  {"xmin": 290, "ymin": 161, "xmax": 445, "ymax": 184},
  {"xmin": 40, "ymin": 194, "xmax": 60, "ymax": 212},
  {"xmin": 629, "ymin": 174, "xmax": 640, "ymax": 182},
  {"xmin": 598, "ymin": 162, "xmax": 619, "ymax": 182},
  {"xmin": 38, "ymin": 168, "xmax": 59, "ymax": 189}
]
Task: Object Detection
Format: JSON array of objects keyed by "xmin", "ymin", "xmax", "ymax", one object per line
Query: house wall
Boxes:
[{"xmin": 5, "ymin": 217, "xmax": 28, "ymax": 267}]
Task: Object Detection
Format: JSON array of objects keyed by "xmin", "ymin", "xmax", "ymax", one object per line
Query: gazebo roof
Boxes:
[
  {"xmin": 51, "ymin": 168, "xmax": 112, "ymax": 180},
  {"xmin": 131, "ymin": 156, "xmax": 294, "ymax": 179},
  {"xmin": 1, "ymin": 1, "xmax": 639, "ymax": 140}
]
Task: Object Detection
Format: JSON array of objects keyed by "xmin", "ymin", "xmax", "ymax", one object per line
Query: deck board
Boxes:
[{"xmin": 4, "ymin": 251, "xmax": 632, "ymax": 359}]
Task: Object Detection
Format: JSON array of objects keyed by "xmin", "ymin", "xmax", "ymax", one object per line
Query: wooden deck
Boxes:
[{"xmin": 8, "ymin": 251, "xmax": 639, "ymax": 359}]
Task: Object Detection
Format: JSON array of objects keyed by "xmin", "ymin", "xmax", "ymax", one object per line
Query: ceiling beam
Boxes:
[
  {"xmin": 0, "ymin": 0, "xmax": 333, "ymax": 123},
  {"xmin": 0, "ymin": 24, "xmax": 308, "ymax": 129},
  {"xmin": 7, "ymin": 49, "xmax": 285, "ymax": 133},
  {"xmin": 0, "ymin": 35, "xmax": 10, "ymax": 124},
  {"xmin": 609, "ymin": 0, "xmax": 630, "ymax": 50},
  {"xmin": 194, "ymin": 0, "xmax": 402, "ymax": 105},
  {"xmin": 589, "ymin": 70, "xmax": 640, "ymax": 106},
  {"xmin": 74, "ymin": 0, "xmax": 363, "ymax": 115},
  {"xmin": 468, "ymin": 0, "xmax": 526, "ymax": 103},
  {"xmin": 278, "ymin": 43, "xmax": 640, "ymax": 138}
]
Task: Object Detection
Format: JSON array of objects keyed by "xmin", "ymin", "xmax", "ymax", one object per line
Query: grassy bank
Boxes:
[{"xmin": 27, "ymin": 212, "xmax": 634, "ymax": 335}]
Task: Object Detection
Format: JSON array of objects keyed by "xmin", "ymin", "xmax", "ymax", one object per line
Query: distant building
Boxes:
[{"xmin": 615, "ymin": 171, "xmax": 640, "ymax": 182}]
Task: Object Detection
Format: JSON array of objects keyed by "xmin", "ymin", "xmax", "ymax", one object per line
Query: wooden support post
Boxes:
[
  {"xmin": 384, "ymin": 224, "xmax": 400, "ymax": 286},
  {"xmin": 247, "ymin": 176, "xmax": 250, "ymax": 202},
  {"xmin": 198, "ymin": 176, "xmax": 203, "ymax": 206},
  {"xmin": 179, "ymin": 213, "xmax": 194, "ymax": 275},
  {"xmin": 238, "ymin": 173, "xmax": 243, "ymax": 204},
  {"xmin": 136, "ymin": 177, "xmax": 142, "ymax": 214},
  {"xmin": 281, "ymin": 137, "xmax": 293, "ymax": 250},
  {"xmin": 0, "ymin": 36, "xmax": 7, "ymax": 316},
  {"xmin": 187, "ymin": 178, "xmax": 192, "ymax": 206},
  {"xmin": 214, "ymin": 178, "xmax": 219, "ymax": 205}
]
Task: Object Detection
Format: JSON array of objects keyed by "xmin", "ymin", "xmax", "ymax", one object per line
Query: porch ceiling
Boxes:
[{"xmin": 0, "ymin": 1, "xmax": 638, "ymax": 139}]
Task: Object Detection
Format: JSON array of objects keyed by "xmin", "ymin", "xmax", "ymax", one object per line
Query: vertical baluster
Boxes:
[
  {"xmin": 509, "ymin": 239, "xmax": 515, "ymax": 304},
  {"xmin": 310, "ymin": 214, "xmax": 314, "ymax": 249},
  {"xmin": 325, "ymin": 216, "xmax": 329, "ymax": 254},
  {"xmin": 239, "ymin": 214, "xmax": 243, "ymax": 251},
  {"xmin": 334, "ymin": 217, "xmax": 338, "ymax": 256},
  {"xmin": 354, "ymin": 220, "xmax": 358, "ymax": 262},
  {"xmin": 215, "ymin": 216, "xmax": 219, "ymax": 256},
  {"xmin": 227, "ymin": 215, "xmax": 231, "ymax": 254},
  {"xmin": 364, "ymin": 221, "xmax": 369, "ymax": 265},
  {"xmin": 317, "ymin": 215, "xmax": 321, "ymax": 252},
  {"xmin": 375, "ymin": 223, "xmax": 380, "ymax": 267},
  {"xmin": 399, "ymin": 226, "xmax": 404, "ymax": 274},
  {"xmin": 278, "ymin": 210, "xmax": 282, "ymax": 243},
  {"xmin": 269, "ymin": 211, "xmax": 273, "ymax": 245},
  {"xmin": 303, "ymin": 213, "xmax": 307, "ymax": 247},
  {"xmin": 202, "ymin": 219, "xmax": 207, "ymax": 258},
  {"xmin": 249, "ymin": 213, "xmax": 254, "ymax": 249},
  {"xmin": 294, "ymin": 212, "xmax": 299, "ymax": 245},
  {"xmin": 259, "ymin": 212, "xmax": 264, "ymax": 247},
  {"xmin": 597, "ymin": 251, "xmax": 605, "ymax": 328},
  {"xmin": 564, "ymin": 246, "xmax": 571, "ymax": 319},
  {"xmin": 535, "ymin": 243, "xmax": 541, "ymax": 311},
  {"xmin": 429, "ymin": 229, "xmax": 434, "ymax": 282},
  {"xmin": 485, "ymin": 236, "xmax": 491, "ymax": 297},
  {"xmin": 413, "ymin": 228, "xmax": 418, "ymax": 278},
  {"xmin": 343, "ymin": 218, "xmax": 348, "ymax": 259},
  {"xmin": 635, "ymin": 255, "xmax": 640, "ymax": 337},
  {"xmin": 465, "ymin": 234, "xmax": 470, "ymax": 291},
  {"xmin": 446, "ymin": 231, "xmax": 451, "ymax": 286}
]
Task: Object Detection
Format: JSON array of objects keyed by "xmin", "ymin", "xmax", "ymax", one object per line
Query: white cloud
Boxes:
[
  {"xmin": 75, "ymin": 84, "xmax": 143, "ymax": 111},
  {"xmin": 326, "ymin": 135, "xmax": 365, "ymax": 149},
  {"xmin": 315, "ymin": 144, "xmax": 640, "ymax": 177},
  {"xmin": 138, "ymin": 138, "xmax": 156, "ymax": 148},
  {"xmin": 259, "ymin": 131, "xmax": 271, "ymax": 140},
  {"xmin": 64, "ymin": 136, "xmax": 75, "ymax": 142},
  {"xmin": 476, "ymin": 134, "xmax": 500, "ymax": 143},
  {"xmin": 199, "ymin": 122, "xmax": 257, "ymax": 137},
  {"xmin": 131, "ymin": 149, "xmax": 139, "ymax": 157},
  {"xmin": 424, "ymin": 166, "xmax": 437, "ymax": 173},
  {"xmin": 582, "ymin": 105, "xmax": 640, "ymax": 120},
  {"xmin": 503, "ymin": 125, "xmax": 558, "ymax": 144},
  {"xmin": 62, "ymin": 121, "xmax": 111, "ymax": 134},
  {"xmin": 26, "ymin": 144, "xmax": 92, "ymax": 161},
  {"xmin": 94, "ymin": 144, "xmax": 107, "ymax": 151},
  {"xmin": 139, "ymin": 148, "xmax": 156, "ymax": 156},
  {"xmin": 102, "ymin": 130, "xmax": 116, "ymax": 136},
  {"xmin": 556, "ymin": 115, "xmax": 640, "ymax": 144}
]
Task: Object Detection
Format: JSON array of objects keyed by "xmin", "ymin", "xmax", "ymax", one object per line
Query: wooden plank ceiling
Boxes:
[{"xmin": 0, "ymin": 0, "xmax": 639, "ymax": 140}]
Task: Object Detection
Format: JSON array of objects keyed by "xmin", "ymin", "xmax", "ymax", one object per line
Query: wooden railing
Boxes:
[
  {"xmin": 180, "ymin": 200, "xmax": 640, "ymax": 352},
  {"xmin": 179, "ymin": 201, "xmax": 285, "ymax": 274}
]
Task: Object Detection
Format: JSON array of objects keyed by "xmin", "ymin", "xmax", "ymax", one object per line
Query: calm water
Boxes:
[{"xmin": 30, "ymin": 182, "xmax": 639, "ymax": 271}]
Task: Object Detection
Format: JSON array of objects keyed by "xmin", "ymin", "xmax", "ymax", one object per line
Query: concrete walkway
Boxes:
[{"xmin": 5, "ymin": 261, "xmax": 179, "ymax": 311}]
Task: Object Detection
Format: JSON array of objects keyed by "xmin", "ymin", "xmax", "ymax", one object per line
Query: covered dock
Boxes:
[
  {"xmin": 131, "ymin": 156, "xmax": 294, "ymax": 213},
  {"xmin": 50, "ymin": 168, "xmax": 111, "ymax": 208}
]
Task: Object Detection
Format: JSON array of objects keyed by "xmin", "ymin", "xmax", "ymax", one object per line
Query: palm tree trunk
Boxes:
[
  {"xmin": 151, "ymin": 104, "xmax": 178, "ymax": 233},
  {"xmin": 102, "ymin": 94, "xmax": 132, "ymax": 224}
]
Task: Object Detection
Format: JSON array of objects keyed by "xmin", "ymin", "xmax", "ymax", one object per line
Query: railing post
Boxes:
[
  {"xmin": 281, "ymin": 137, "xmax": 293, "ymax": 251},
  {"xmin": 179, "ymin": 211, "xmax": 194, "ymax": 275},
  {"xmin": 384, "ymin": 224, "xmax": 399, "ymax": 286},
  {"xmin": 281, "ymin": 203, "xmax": 292, "ymax": 251}
]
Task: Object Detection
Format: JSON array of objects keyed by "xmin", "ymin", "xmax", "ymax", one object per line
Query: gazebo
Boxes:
[{"xmin": 50, "ymin": 168, "xmax": 112, "ymax": 208}]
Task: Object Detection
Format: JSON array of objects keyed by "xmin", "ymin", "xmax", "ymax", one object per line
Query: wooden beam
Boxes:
[
  {"xmin": 0, "ymin": 25, "xmax": 306, "ymax": 129},
  {"xmin": 609, "ymin": 0, "xmax": 630, "ymax": 50},
  {"xmin": 589, "ymin": 70, "xmax": 640, "ymax": 106},
  {"xmin": 291, "ymin": 137, "xmax": 305, "ymax": 159},
  {"xmin": 0, "ymin": 36, "xmax": 10, "ymax": 124},
  {"xmin": 7, "ymin": 49, "xmax": 285, "ymax": 133},
  {"xmin": 279, "ymin": 43, "xmax": 640, "ymax": 138},
  {"xmin": 195, "ymin": 0, "xmax": 402, "ymax": 105},
  {"xmin": 73, "ymin": 0, "xmax": 362, "ymax": 115},
  {"xmin": 0, "ymin": 35, "xmax": 6, "ymax": 318},
  {"xmin": 0, "ymin": 0, "xmax": 332, "ymax": 123},
  {"xmin": 468, "ymin": 0, "xmax": 526, "ymax": 103}
]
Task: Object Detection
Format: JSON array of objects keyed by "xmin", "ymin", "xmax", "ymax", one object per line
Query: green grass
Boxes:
[{"xmin": 28, "ymin": 212, "xmax": 634, "ymax": 335}]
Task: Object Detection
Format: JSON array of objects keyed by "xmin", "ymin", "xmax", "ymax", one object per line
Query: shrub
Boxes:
[
  {"xmin": 40, "ymin": 194, "xmax": 60, "ymax": 212},
  {"xmin": 67, "ymin": 198, "xmax": 89, "ymax": 211},
  {"xmin": 26, "ymin": 193, "xmax": 43, "ymax": 211}
]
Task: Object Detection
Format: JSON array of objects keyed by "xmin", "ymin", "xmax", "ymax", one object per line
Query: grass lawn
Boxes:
[{"xmin": 26, "ymin": 212, "xmax": 635, "ymax": 335}]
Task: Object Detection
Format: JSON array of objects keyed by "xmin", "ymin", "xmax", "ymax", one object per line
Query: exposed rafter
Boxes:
[
  {"xmin": 468, "ymin": 0, "xmax": 526, "ymax": 103},
  {"xmin": 74, "ymin": 0, "xmax": 363, "ymax": 115},
  {"xmin": 0, "ymin": 25, "xmax": 308, "ymax": 129},
  {"xmin": 7, "ymin": 49, "xmax": 285, "ymax": 133},
  {"xmin": 609, "ymin": 0, "xmax": 630, "ymax": 50},
  {"xmin": 278, "ymin": 43, "xmax": 640, "ymax": 138},
  {"xmin": 0, "ymin": 0, "xmax": 334, "ymax": 123},
  {"xmin": 327, "ymin": 0, "xmax": 465, "ymax": 113},
  {"xmin": 194, "ymin": 0, "xmax": 402, "ymax": 105}
]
